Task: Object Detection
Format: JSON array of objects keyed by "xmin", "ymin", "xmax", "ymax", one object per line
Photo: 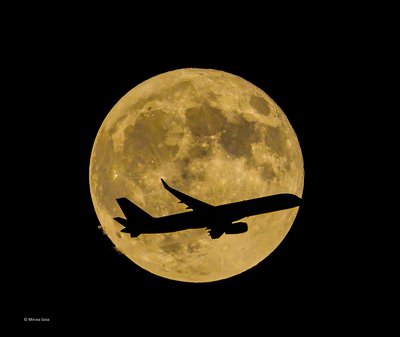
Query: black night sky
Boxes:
[{"xmin": 13, "ymin": 12, "xmax": 386, "ymax": 332}]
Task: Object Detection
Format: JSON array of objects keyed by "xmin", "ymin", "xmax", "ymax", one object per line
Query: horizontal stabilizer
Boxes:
[
  {"xmin": 113, "ymin": 217, "xmax": 129, "ymax": 226},
  {"xmin": 114, "ymin": 216, "xmax": 142, "ymax": 237}
]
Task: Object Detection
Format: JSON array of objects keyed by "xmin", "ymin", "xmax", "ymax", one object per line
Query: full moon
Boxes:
[{"xmin": 89, "ymin": 68, "xmax": 304, "ymax": 283}]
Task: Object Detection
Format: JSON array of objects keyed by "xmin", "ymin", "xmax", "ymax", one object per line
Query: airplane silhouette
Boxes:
[{"xmin": 114, "ymin": 179, "xmax": 302, "ymax": 239}]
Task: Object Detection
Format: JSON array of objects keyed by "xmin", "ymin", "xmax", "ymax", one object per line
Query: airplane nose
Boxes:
[
  {"xmin": 282, "ymin": 194, "xmax": 302, "ymax": 208},
  {"xmin": 291, "ymin": 194, "xmax": 302, "ymax": 206}
]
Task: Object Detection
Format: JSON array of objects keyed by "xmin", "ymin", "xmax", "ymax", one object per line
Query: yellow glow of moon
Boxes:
[{"xmin": 89, "ymin": 68, "xmax": 304, "ymax": 283}]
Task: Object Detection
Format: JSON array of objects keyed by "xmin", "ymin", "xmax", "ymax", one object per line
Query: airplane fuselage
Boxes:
[
  {"xmin": 128, "ymin": 193, "xmax": 301, "ymax": 234},
  {"xmin": 114, "ymin": 179, "xmax": 302, "ymax": 238}
]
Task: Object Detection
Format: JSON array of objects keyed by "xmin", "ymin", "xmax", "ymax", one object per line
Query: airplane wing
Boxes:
[{"xmin": 161, "ymin": 179, "xmax": 214, "ymax": 211}]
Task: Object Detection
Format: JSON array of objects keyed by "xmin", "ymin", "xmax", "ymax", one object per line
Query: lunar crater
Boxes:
[{"xmin": 250, "ymin": 95, "xmax": 272, "ymax": 116}]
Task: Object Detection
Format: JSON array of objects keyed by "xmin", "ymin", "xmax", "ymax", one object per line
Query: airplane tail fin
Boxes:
[
  {"xmin": 114, "ymin": 198, "xmax": 153, "ymax": 237},
  {"xmin": 115, "ymin": 197, "xmax": 153, "ymax": 222}
]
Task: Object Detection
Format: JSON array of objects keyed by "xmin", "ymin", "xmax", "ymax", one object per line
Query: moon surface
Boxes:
[{"xmin": 89, "ymin": 68, "xmax": 304, "ymax": 283}]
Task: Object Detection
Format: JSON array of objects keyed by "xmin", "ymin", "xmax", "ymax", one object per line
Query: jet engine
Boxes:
[{"xmin": 224, "ymin": 222, "xmax": 248, "ymax": 234}]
